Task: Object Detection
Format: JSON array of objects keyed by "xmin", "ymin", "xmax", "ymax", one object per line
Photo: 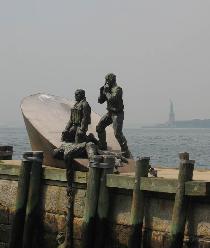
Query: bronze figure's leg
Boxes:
[
  {"xmin": 62, "ymin": 125, "xmax": 77, "ymax": 143},
  {"xmin": 112, "ymin": 112, "xmax": 131, "ymax": 158},
  {"xmin": 75, "ymin": 127, "xmax": 87, "ymax": 143},
  {"xmin": 68, "ymin": 126, "xmax": 77, "ymax": 142},
  {"xmin": 96, "ymin": 113, "xmax": 112, "ymax": 150}
]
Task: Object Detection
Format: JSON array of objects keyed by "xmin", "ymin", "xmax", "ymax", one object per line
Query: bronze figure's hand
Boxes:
[
  {"xmin": 104, "ymin": 84, "xmax": 110, "ymax": 93},
  {"xmin": 61, "ymin": 130, "xmax": 68, "ymax": 142},
  {"xmin": 100, "ymin": 86, "xmax": 105, "ymax": 93},
  {"xmin": 77, "ymin": 128, "xmax": 85, "ymax": 135}
]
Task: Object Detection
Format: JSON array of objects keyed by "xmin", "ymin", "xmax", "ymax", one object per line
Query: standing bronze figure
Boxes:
[
  {"xmin": 96, "ymin": 73, "xmax": 131, "ymax": 158},
  {"xmin": 61, "ymin": 89, "xmax": 91, "ymax": 143}
]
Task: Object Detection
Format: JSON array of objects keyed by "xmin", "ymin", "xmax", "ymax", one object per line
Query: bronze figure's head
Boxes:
[
  {"xmin": 105, "ymin": 73, "xmax": 116, "ymax": 87},
  {"xmin": 75, "ymin": 89, "xmax": 85, "ymax": 102}
]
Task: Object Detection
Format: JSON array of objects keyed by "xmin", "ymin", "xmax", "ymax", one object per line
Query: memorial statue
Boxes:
[
  {"xmin": 97, "ymin": 73, "xmax": 131, "ymax": 158},
  {"xmin": 61, "ymin": 89, "xmax": 91, "ymax": 143},
  {"xmin": 56, "ymin": 89, "xmax": 97, "ymax": 248},
  {"xmin": 54, "ymin": 85, "xmax": 156, "ymax": 248},
  {"xmin": 55, "ymin": 88, "xmax": 99, "ymax": 162}
]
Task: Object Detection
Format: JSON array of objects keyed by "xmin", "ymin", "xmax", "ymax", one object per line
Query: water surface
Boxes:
[{"xmin": 0, "ymin": 127, "xmax": 210, "ymax": 168}]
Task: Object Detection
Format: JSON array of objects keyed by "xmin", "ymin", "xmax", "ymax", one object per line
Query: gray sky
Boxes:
[{"xmin": 0, "ymin": 0, "xmax": 210, "ymax": 127}]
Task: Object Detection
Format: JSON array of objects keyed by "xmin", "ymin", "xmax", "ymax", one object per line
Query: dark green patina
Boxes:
[
  {"xmin": 62, "ymin": 89, "xmax": 91, "ymax": 143},
  {"xmin": 96, "ymin": 73, "xmax": 131, "ymax": 158}
]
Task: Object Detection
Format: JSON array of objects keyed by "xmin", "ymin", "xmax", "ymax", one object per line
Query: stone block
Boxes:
[
  {"xmin": 0, "ymin": 180, "xmax": 17, "ymax": 211},
  {"xmin": 0, "ymin": 207, "xmax": 9, "ymax": 225},
  {"xmin": 144, "ymin": 197, "xmax": 173, "ymax": 232},
  {"xmin": 0, "ymin": 224, "xmax": 11, "ymax": 243},
  {"xmin": 74, "ymin": 189, "xmax": 86, "ymax": 218},
  {"xmin": 43, "ymin": 212, "xmax": 66, "ymax": 233},
  {"xmin": 143, "ymin": 230, "xmax": 164, "ymax": 248},
  {"xmin": 42, "ymin": 185, "xmax": 86, "ymax": 218},
  {"xmin": 186, "ymin": 202, "xmax": 210, "ymax": 237},
  {"xmin": 73, "ymin": 217, "xmax": 83, "ymax": 240},
  {"xmin": 109, "ymin": 223, "xmax": 131, "ymax": 247},
  {"xmin": 42, "ymin": 185, "xmax": 68, "ymax": 214},
  {"xmin": 109, "ymin": 192, "xmax": 132, "ymax": 225}
]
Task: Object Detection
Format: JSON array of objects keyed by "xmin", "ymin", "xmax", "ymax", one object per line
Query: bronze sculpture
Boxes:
[
  {"xmin": 56, "ymin": 88, "xmax": 99, "ymax": 163},
  {"xmin": 97, "ymin": 73, "xmax": 131, "ymax": 158},
  {"xmin": 61, "ymin": 89, "xmax": 91, "ymax": 143},
  {"xmin": 57, "ymin": 89, "xmax": 97, "ymax": 248},
  {"xmin": 55, "ymin": 85, "xmax": 156, "ymax": 247}
]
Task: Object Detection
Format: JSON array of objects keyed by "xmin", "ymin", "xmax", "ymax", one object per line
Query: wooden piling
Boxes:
[
  {"xmin": 22, "ymin": 151, "xmax": 44, "ymax": 248},
  {"xmin": 169, "ymin": 152, "xmax": 195, "ymax": 248},
  {"xmin": 94, "ymin": 155, "xmax": 115, "ymax": 248},
  {"xmin": 81, "ymin": 156, "xmax": 102, "ymax": 248},
  {"xmin": 128, "ymin": 157, "xmax": 150, "ymax": 248},
  {"xmin": 179, "ymin": 152, "xmax": 189, "ymax": 161},
  {"xmin": 0, "ymin": 145, "xmax": 13, "ymax": 160},
  {"xmin": 8, "ymin": 152, "xmax": 33, "ymax": 248}
]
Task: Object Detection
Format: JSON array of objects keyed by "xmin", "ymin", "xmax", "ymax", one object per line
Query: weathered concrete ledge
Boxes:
[
  {"xmin": 107, "ymin": 174, "xmax": 210, "ymax": 196},
  {"xmin": 0, "ymin": 160, "xmax": 87, "ymax": 185},
  {"xmin": 1, "ymin": 160, "xmax": 210, "ymax": 196}
]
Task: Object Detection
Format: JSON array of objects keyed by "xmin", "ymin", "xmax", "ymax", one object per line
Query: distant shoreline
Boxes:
[{"xmin": 143, "ymin": 119, "xmax": 210, "ymax": 129}]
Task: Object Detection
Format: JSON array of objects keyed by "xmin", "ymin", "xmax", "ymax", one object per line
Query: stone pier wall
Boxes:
[{"xmin": 1, "ymin": 161, "xmax": 210, "ymax": 247}]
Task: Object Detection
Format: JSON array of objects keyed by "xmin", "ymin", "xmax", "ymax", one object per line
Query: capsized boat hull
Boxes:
[{"xmin": 21, "ymin": 93, "xmax": 134, "ymax": 172}]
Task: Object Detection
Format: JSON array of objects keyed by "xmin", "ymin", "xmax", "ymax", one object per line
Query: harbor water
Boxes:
[{"xmin": 0, "ymin": 127, "xmax": 210, "ymax": 168}]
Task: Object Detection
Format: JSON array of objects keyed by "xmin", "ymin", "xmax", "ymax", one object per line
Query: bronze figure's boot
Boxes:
[
  {"xmin": 96, "ymin": 129, "xmax": 108, "ymax": 150},
  {"xmin": 120, "ymin": 141, "xmax": 133, "ymax": 158}
]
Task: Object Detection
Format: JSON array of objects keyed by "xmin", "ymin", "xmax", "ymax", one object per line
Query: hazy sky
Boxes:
[{"xmin": 0, "ymin": 0, "xmax": 210, "ymax": 127}]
